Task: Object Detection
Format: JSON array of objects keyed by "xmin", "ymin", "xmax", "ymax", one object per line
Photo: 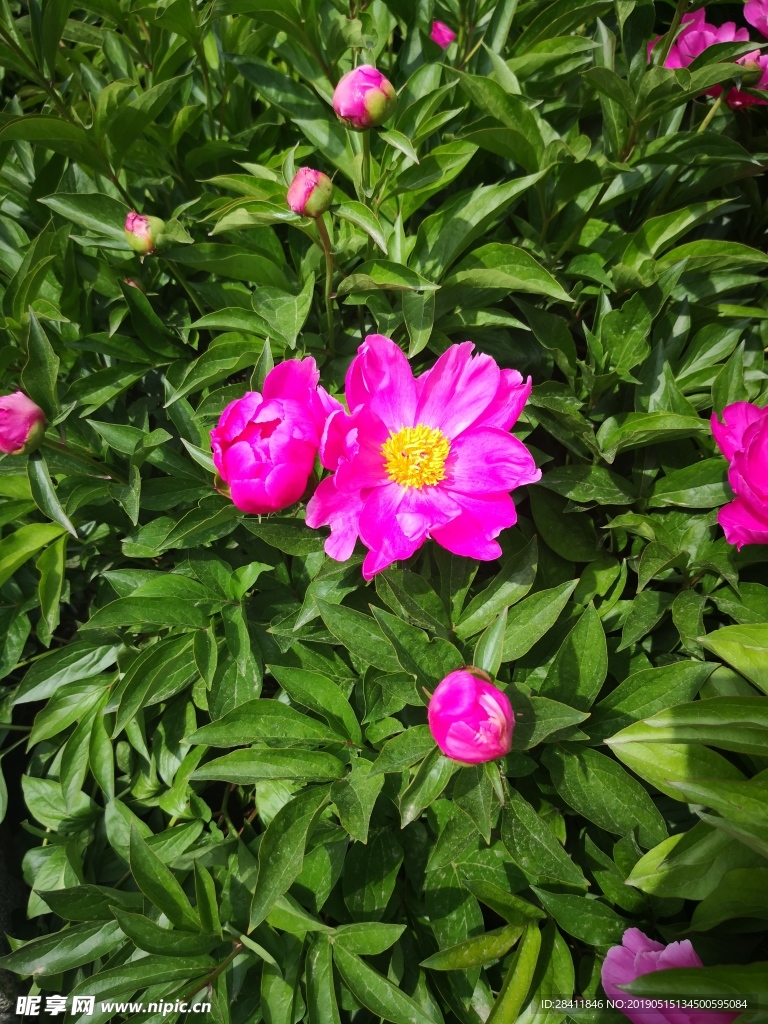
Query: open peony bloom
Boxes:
[
  {"xmin": 746, "ymin": 0, "xmax": 768, "ymax": 39},
  {"xmin": 602, "ymin": 929, "xmax": 739, "ymax": 1024},
  {"xmin": 305, "ymin": 334, "xmax": 540, "ymax": 579},
  {"xmin": 430, "ymin": 20, "xmax": 457, "ymax": 49},
  {"xmin": 211, "ymin": 358, "xmax": 341, "ymax": 515},
  {"xmin": 648, "ymin": 9, "xmax": 749, "ymax": 69},
  {"xmin": 332, "ymin": 65, "xmax": 396, "ymax": 130},
  {"xmin": 0, "ymin": 392, "xmax": 46, "ymax": 456},
  {"xmin": 125, "ymin": 212, "xmax": 164, "ymax": 255},
  {"xmin": 428, "ymin": 670, "xmax": 514, "ymax": 764},
  {"xmin": 711, "ymin": 401, "xmax": 768, "ymax": 548},
  {"xmin": 286, "ymin": 168, "xmax": 333, "ymax": 218}
]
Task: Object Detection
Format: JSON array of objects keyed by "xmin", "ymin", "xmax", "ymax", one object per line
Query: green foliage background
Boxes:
[{"xmin": 1, "ymin": 0, "xmax": 768, "ymax": 1019}]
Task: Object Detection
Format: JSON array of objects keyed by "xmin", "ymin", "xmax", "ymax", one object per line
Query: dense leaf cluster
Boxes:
[{"xmin": 1, "ymin": 0, "xmax": 768, "ymax": 1021}]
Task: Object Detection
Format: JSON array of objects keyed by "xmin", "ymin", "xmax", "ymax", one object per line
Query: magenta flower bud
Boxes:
[
  {"xmin": 427, "ymin": 669, "xmax": 514, "ymax": 765},
  {"xmin": 125, "ymin": 212, "xmax": 165, "ymax": 255},
  {"xmin": 602, "ymin": 929, "xmax": 739, "ymax": 1024},
  {"xmin": 711, "ymin": 402, "xmax": 768, "ymax": 548},
  {"xmin": 286, "ymin": 168, "xmax": 334, "ymax": 218},
  {"xmin": 0, "ymin": 391, "xmax": 46, "ymax": 456},
  {"xmin": 332, "ymin": 64, "xmax": 397, "ymax": 130},
  {"xmin": 430, "ymin": 21, "xmax": 457, "ymax": 49},
  {"xmin": 210, "ymin": 358, "xmax": 343, "ymax": 515}
]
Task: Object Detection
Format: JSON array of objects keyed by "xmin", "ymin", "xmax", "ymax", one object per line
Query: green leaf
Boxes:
[
  {"xmin": 249, "ymin": 786, "xmax": 330, "ymax": 929},
  {"xmin": 334, "ymin": 922, "xmax": 406, "ymax": 955},
  {"xmin": 421, "ymin": 923, "xmax": 524, "ymax": 970},
  {"xmin": 38, "ymin": 192, "xmax": 128, "ymax": 244},
  {"xmin": 333, "ymin": 201, "xmax": 388, "ymax": 254},
  {"xmin": 604, "ymin": 696, "xmax": 768, "ymax": 756},
  {"xmin": 129, "ymin": 824, "xmax": 200, "ymax": 931},
  {"xmin": 27, "ymin": 451, "xmax": 78, "ymax": 537},
  {"xmin": 474, "ymin": 607, "xmax": 508, "ymax": 679},
  {"xmin": 538, "ymin": 604, "xmax": 607, "ymax": 711},
  {"xmin": 541, "ymin": 746, "xmax": 667, "ymax": 848},
  {"xmin": 605, "ymin": 732, "xmax": 745, "ymax": 800},
  {"xmin": 0, "ymin": 920, "xmax": 125, "ymax": 976},
  {"xmin": 191, "ymin": 748, "xmax": 345, "ymax": 783},
  {"xmin": 269, "ymin": 664, "xmax": 361, "ymax": 744},
  {"xmin": 501, "ymin": 789, "xmax": 588, "ymax": 890},
  {"xmin": 443, "ymin": 241, "xmax": 571, "ymax": 303},
  {"xmin": 0, "ymin": 522, "xmax": 67, "ymax": 588},
  {"xmin": 331, "ymin": 759, "xmax": 385, "ymax": 843},
  {"xmin": 502, "ymin": 581, "xmax": 578, "ymax": 662},
  {"xmin": 306, "ymin": 936, "xmax": 342, "ymax": 1024},
  {"xmin": 317, "ymin": 600, "xmax": 401, "ymax": 673},
  {"xmin": 457, "ymin": 537, "xmax": 538, "ymax": 639},
  {"xmin": 110, "ymin": 908, "xmax": 217, "ymax": 956},
  {"xmin": 332, "ymin": 945, "xmax": 440, "ymax": 1024},
  {"xmin": 370, "ymin": 725, "xmax": 436, "ymax": 775},
  {"xmin": 700, "ymin": 625, "xmax": 768, "ymax": 695},
  {"xmin": 21, "ymin": 310, "xmax": 59, "ymax": 420},
  {"xmin": 188, "ymin": 699, "xmax": 344, "ymax": 746},
  {"xmin": 531, "ymin": 888, "xmax": 627, "ymax": 946},
  {"xmin": 486, "ymin": 923, "xmax": 542, "ymax": 1024}
]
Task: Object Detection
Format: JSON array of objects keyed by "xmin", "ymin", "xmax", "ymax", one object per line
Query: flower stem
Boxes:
[
  {"xmin": 655, "ymin": 0, "xmax": 690, "ymax": 68},
  {"xmin": 698, "ymin": 91, "xmax": 724, "ymax": 133},
  {"xmin": 316, "ymin": 215, "xmax": 336, "ymax": 354},
  {"xmin": 361, "ymin": 129, "xmax": 372, "ymax": 202}
]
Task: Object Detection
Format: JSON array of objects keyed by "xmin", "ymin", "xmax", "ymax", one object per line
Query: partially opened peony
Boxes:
[
  {"xmin": 428, "ymin": 670, "xmax": 513, "ymax": 764},
  {"xmin": 306, "ymin": 334, "xmax": 540, "ymax": 579},
  {"xmin": 0, "ymin": 392, "xmax": 46, "ymax": 455},
  {"xmin": 649, "ymin": 9, "xmax": 749, "ymax": 69},
  {"xmin": 211, "ymin": 358, "xmax": 341, "ymax": 515},
  {"xmin": 711, "ymin": 401, "xmax": 768, "ymax": 547},
  {"xmin": 602, "ymin": 929, "xmax": 738, "ymax": 1024}
]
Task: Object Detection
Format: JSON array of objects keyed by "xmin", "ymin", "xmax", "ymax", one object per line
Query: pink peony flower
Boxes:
[
  {"xmin": 211, "ymin": 358, "xmax": 341, "ymax": 515},
  {"xmin": 125, "ymin": 212, "xmax": 164, "ymax": 255},
  {"xmin": 430, "ymin": 20, "xmax": 457, "ymax": 49},
  {"xmin": 602, "ymin": 929, "xmax": 739, "ymax": 1024},
  {"xmin": 286, "ymin": 168, "xmax": 333, "ymax": 218},
  {"xmin": 726, "ymin": 50, "xmax": 768, "ymax": 107},
  {"xmin": 648, "ymin": 9, "xmax": 749, "ymax": 70},
  {"xmin": 0, "ymin": 392, "xmax": 46, "ymax": 456},
  {"xmin": 305, "ymin": 334, "xmax": 540, "ymax": 579},
  {"xmin": 332, "ymin": 65, "xmax": 397, "ymax": 130},
  {"xmin": 745, "ymin": 0, "xmax": 768, "ymax": 39},
  {"xmin": 711, "ymin": 402, "xmax": 768, "ymax": 548},
  {"xmin": 428, "ymin": 670, "xmax": 514, "ymax": 764}
]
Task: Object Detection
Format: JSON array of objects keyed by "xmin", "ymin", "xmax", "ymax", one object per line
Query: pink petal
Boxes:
[
  {"xmin": 718, "ymin": 496, "xmax": 768, "ymax": 549},
  {"xmin": 262, "ymin": 357, "xmax": 319, "ymax": 401},
  {"xmin": 711, "ymin": 403, "xmax": 766, "ymax": 460},
  {"xmin": 474, "ymin": 369, "xmax": 533, "ymax": 431},
  {"xmin": 443, "ymin": 428, "xmax": 541, "ymax": 495},
  {"xmin": 345, "ymin": 334, "xmax": 418, "ymax": 432},
  {"xmin": 305, "ymin": 477, "xmax": 363, "ymax": 561},
  {"xmin": 415, "ymin": 342, "xmax": 501, "ymax": 438},
  {"xmin": 431, "ymin": 493, "xmax": 518, "ymax": 560}
]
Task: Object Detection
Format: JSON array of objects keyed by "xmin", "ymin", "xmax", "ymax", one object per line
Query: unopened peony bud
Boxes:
[
  {"xmin": 125, "ymin": 212, "xmax": 165, "ymax": 255},
  {"xmin": 332, "ymin": 65, "xmax": 396, "ymax": 130},
  {"xmin": 0, "ymin": 391, "xmax": 46, "ymax": 456},
  {"xmin": 286, "ymin": 168, "xmax": 334, "ymax": 218},
  {"xmin": 430, "ymin": 21, "xmax": 457, "ymax": 49},
  {"xmin": 428, "ymin": 669, "xmax": 514, "ymax": 764}
]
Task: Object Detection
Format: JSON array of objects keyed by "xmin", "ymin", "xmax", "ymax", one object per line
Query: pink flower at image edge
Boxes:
[
  {"xmin": 430, "ymin": 21, "xmax": 457, "ymax": 49},
  {"xmin": 711, "ymin": 402, "xmax": 768, "ymax": 547},
  {"xmin": 428, "ymin": 670, "xmax": 514, "ymax": 764},
  {"xmin": 745, "ymin": 0, "xmax": 768, "ymax": 40},
  {"xmin": 0, "ymin": 391, "xmax": 46, "ymax": 455},
  {"xmin": 211, "ymin": 358, "xmax": 341, "ymax": 515},
  {"xmin": 648, "ymin": 9, "xmax": 749, "ymax": 70},
  {"xmin": 602, "ymin": 929, "xmax": 738, "ymax": 1024},
  {"xmin": 305, "ymin": 333, "xmax": 540, "ymax": 580}
]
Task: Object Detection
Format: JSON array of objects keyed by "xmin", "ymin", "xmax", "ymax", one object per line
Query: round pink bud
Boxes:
[
  {"xmin": 125, "ymin": 212, "xmax": 165, "ymax": 255},
  {"xmin": 286, "ymin": 168, "xmax": 334, "ymax": 218},
  {"xmin": 210, "ymin": 357, "xmax": 343, "ymax": 516},
  {"xmin": 0, "ymin": 391, "xmax": 46, "ymax": 456},
  {"xmin": 428, "ymin": 669, "xmax": 514, "ymax": 765},
  {"xmin": 332, "ymin": 64, "xmax": 397, "ymax": 130},
  {"xmin": 430, "ymin": 21, "xmax": 457, "ymax": 49}
]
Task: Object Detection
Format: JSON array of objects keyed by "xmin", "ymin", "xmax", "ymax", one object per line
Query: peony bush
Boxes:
[{"xmin": 1, "ymin": 0, "xmax": 768, "ymax": 1020}]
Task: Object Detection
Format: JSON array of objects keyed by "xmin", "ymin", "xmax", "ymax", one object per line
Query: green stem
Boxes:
[
  {"xmin": 361, "ymin": 129, "xmax": 371, "ymax": 203},
  {"xmin": 698, "ymin": 91, "xmax": 724, "ymax": 133},
  {"xmin": 41, "ymin": 438, "xmax": 128, "ymax": 486},
  {"xmin": 317, "ymin": 216, "xmax": 336, "ymax": 354},
  {"xmin": 655, "ymin": 0, "xmax": 690, "ymax": 68}
]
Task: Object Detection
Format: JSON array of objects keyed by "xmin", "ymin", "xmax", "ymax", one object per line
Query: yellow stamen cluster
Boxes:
[{"xmin": 381, "ymin": 424, "xmax": 450, "ymax": 490}]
